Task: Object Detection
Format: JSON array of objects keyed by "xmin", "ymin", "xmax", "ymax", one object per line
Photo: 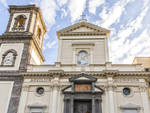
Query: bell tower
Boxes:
[{"xmin": 0, "ymin": 5, "xmax": 47, "ymax": 71}]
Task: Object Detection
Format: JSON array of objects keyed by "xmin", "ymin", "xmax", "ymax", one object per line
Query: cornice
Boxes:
[
  {"xmin": 0, "ymin": 32, "xmax": 33, "ymax": 39},
  {"xmin": 59, "ymin": 32, "xmax": 107, "ymax": 37},
  {"xmin": 21, "ymin": 70, "xmax": 150, "ymax": 78}
]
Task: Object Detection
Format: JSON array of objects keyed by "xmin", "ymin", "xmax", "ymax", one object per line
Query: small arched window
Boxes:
[
  {"xmin": 1, "ymin": 49, "xmax": 17, "ymax": 66},
  {"xmin": 13, "ymin": 15, "xmax": 27, "ymax": 31},
  {"xmin": 37, "ymin": 27, "xmax": 42, "ymax": 39},
  {"xmin": 77, "ymin": 51, "xmax": 88, "ymax": 65}
]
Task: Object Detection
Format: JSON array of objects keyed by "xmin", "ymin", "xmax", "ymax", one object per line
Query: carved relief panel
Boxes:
[{"xmin": 1, "ymin": 49, "xmax": 17, "ymax": 66}]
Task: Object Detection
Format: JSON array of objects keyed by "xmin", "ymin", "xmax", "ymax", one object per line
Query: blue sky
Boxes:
[{"xmin": 0, "ymin": 0, "xmax": 150, "ymax": 64}]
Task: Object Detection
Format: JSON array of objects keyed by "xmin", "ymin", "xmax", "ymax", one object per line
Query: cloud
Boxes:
[
  {"xmin": 110, "ymin": 28, "xmax": 150, "ymax": 64},
  {"xmin": 57, "ymin": 0, "xmax": 68, "ymax": 7},
  {"xmin": 122, "ymin": 29, "xmax": 150, "ymax": 63},
  {"xmin": 108, "ymin": 0, "xmax": 150, "ymax": 64},
  {"xmin": 31, "ymin": 0, "xmax": 58, "ymax": 31},
  {"xmin": 68, "ymin": 0, "xmax": 86, "ymax": 22},
  {"xmin": 0, "ymin": 0, "xmax": 8, "ymax": 8},
  {"xmin": 88, "ymin": 0, "xmax": 105, "ymax": 14},
  {"xmin": 99, "ymin": 0, "xmax": 135, "ymax": 28},
  {"xmin": 61, "ymin": 8, "xmax": 68, "ymax": 19},
  {"xmin": 46, "ymin": 40, "xmax": 57, "ymax": 49}
]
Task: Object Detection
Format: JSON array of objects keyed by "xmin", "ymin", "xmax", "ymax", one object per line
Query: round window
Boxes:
[
  {"xmin": 123, "ymin": 88, "xmax": 131, "ymax": 95},
  {"xmin": 36, "ymin": 87, "xmax": 44, "ymax": 95}
]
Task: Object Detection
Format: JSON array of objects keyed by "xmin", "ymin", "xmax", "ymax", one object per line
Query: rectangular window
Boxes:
[
  {"xmin": 30, "ymin": 107, "xmax": 43, "ymax": 113},
  {"xmin": 123, "ymin": 109, "xmax": 138, "ymax": 113}
]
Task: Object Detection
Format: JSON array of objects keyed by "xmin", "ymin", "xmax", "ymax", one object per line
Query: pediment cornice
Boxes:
[{"xmin": 57, "ymin": 21, "xmax": 110, "ymax": 38}]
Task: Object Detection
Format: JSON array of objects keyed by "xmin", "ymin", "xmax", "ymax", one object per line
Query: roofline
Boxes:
[{"xmin": 57, "ymin": 21, "xmax": 110, "ymax": 39}]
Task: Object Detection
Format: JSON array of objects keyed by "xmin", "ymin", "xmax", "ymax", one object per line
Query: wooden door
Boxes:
[{"xmin": 74, "ymin": 100, "xmax": 91, "ymax": 113}]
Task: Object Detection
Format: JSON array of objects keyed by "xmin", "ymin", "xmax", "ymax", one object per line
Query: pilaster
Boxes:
[
  {"xmin": 106, "ymin": 74, "xmax": 115, "ymax": 113},
  {"xmin": 51, "ymin": 75, "xmax": 60, "ymax": 113},
  {"xmin": 17, "ymin": 85, "xmax": 29, "ymax": 113},
  {"xmin": 139, "ymin": 85, "xmax": 150, "ymax": 113}
]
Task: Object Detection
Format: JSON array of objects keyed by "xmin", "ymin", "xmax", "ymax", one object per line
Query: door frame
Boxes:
[{"xmin": 62, "ymin": 73, "xmax": 104, "ymax": 113}]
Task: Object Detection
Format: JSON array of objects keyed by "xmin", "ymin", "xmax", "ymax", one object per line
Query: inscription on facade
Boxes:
[
  {"xmin": 30, "ymin": 78, "xmax": 51, "ymax": 82},
  {"xmin": 114, "ymin": 78, "xmax": 139, "ymax": 83},
  {"xmin": 75, "ymin": 84, "xmax": 91, "ymax": 91}
]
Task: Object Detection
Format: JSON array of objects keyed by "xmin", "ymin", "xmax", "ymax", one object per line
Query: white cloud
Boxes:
[
  {"xmin": 0, "ymin": 0, "xmax": 8, "ymax": 8},
  {"xmin": 57, "ymin": 0, "xmax": 68, "ymax": 7},
  {"xmin": 68, "ymin": 0, "xmax": 86, "ymax": 22},
  {"xmin": 46, "ymin": 40, "xmax": 57, "ymax": 49},
  {"xmin": 109, "ymin": 0, "xmax": 149, "ymax": 64},
  {"xmin": 129, "ymin": 7, "xmax": 149, "ymax": 31},
  {"xmin": 99, "ymin": 0, "xmax": 135, "ymax": 28},
  {"xmin": 88, "ymin": 0, "xmax": 105, "ymax": 14},
  {"xmin": 122, "ymin": 29, "xmax": 150, "ymax": 63},
  {"xmin": 61, "ymin": 8, "xmax": 68, "ymax": 18},
  {"xmin": 110, "ymin": 28, "xmax": 150, "ymax": 64},
  {"xmin": 32, "ymin": 0, "xmax": 58, "ymax": 31}
]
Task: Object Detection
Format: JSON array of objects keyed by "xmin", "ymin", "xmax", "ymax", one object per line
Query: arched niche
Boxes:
[
  {"xmin": 1, "ymin": 49, "xmax": 17, "ymax": 66},
  {"xmin": 12, "ymin": 15, "xmax": 27, "ymax": 31}
]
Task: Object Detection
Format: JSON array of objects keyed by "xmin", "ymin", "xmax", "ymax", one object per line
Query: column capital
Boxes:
[
  {"xmin": 22, "ymin": 85, "xmax": 29, "ymax": 91},
  {"xmin": 139, "ymin": 86, "xmax": 147, "ymax": 92}
]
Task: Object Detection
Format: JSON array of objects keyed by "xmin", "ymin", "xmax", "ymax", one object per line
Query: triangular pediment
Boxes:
[
  {"xmin": 57, "ymin": 21, "xmax": 110, "ymax": 38},
  {"xmin": 70, "ymin": 27, "xmax": 95, "ymax": 32},
  {"xmin": 76, "ymin": 76, "xmax": 90, "ymax": 80}
]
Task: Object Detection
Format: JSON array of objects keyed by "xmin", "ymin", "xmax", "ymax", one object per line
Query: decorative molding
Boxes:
[
  {"xmin": 114, "ymin": 78, "xmax": 139, "ymax": 83},
  {"xmin": 139, "ymin": 86, "xmax": 147, "ymax": 92},
  {"xmin": 22, "ymin": 85, "xmax": 29, "ymax": 91},
  {"xmin": 21, "ymin": 70, "xmax": 150, "ymax": 79},
  {"xmin": 30, "ymin": 78, "xmax": 51, "ymax": 82},
  {"xmin": 120, "ymin": 103, "xmax": 141, "ymax": 110}
]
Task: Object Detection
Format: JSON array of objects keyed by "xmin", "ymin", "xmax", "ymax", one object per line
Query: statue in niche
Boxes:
[
  {"xmin": 1, "ymin": 49, "xmax": 17, "ymax": 66},
  {"xmin": 3, "ymin": 52, "xmax": 14, "ymax": 65}
]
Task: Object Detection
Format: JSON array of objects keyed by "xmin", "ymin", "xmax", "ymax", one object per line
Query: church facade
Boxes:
[{"xmin": 0, "ymin": 5, "xmax": 150, "ymax": 113}]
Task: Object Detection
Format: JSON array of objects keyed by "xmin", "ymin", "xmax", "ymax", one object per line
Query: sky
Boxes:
[{"xmin": 0, "ymin": 0, "xmax": 150, "ymax": 64}]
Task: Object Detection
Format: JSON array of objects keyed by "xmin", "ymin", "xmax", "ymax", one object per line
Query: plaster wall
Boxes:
[
  {"xmin": 59, "ymin": 39, "xmax": 106, "ymax": 64},
  {"xmin": 0, "ymin": 81, "xmax": 14, "ymax": 113},
  {"xmin": 29, "ymin": 13, "xmax": 36, "ymax": 33},
  {"xmin": 18, "ymin": 76, "xmax": 150, "ymax": 113},
  {"xmin": 26, "ymin": 63, "xmax": 140, "ymax": 72}
]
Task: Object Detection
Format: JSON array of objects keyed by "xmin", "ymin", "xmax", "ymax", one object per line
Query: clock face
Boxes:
[{"xmin": 77, "ymin": 51, "xmax": 88, "ymax": 65}]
